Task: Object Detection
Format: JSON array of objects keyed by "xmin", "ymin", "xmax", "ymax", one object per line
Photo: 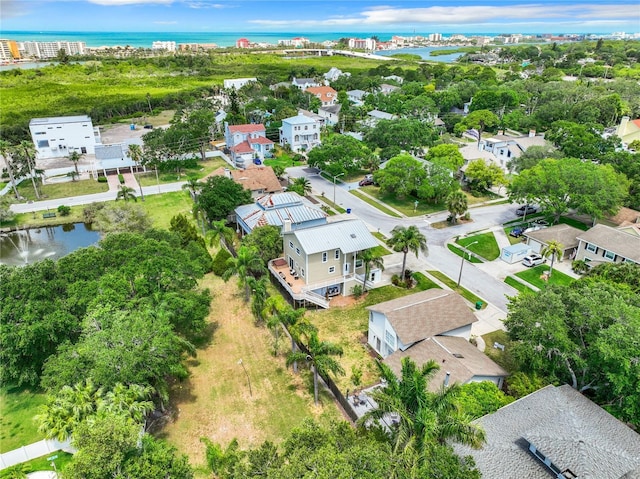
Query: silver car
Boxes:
[{"xmin": 522, "ymin": 253, "xmax": 546, "ymax": 267}]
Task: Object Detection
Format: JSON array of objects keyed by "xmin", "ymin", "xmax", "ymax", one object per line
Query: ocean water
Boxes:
[{"xmin": 2, "ymin": 30, "xmax": 502, "ymax": 49}]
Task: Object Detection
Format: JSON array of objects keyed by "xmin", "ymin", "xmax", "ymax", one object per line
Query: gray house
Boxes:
[
  {"xmin": 575, "ymin": 224, "xmax": 640, "ymax": 266},
  {"xmin": 524, "ymin": 224, "xmax": 583, "ymax": 260},
  {"xmin": 454, "ymin": 385, "xmax": 640, "ymax": 479}
]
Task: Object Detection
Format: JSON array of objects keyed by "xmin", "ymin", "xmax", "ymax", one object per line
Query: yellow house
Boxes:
[{"xmin": 616, "ymin": 116, "xmax": 640, "ymax": 146}]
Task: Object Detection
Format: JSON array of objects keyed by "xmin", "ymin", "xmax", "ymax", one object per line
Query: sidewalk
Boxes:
[{"xmin": 348, "ymin": 188, "xmax": 406, "ymax": 218}]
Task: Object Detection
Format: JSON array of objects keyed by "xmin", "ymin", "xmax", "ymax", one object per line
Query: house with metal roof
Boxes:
[
  {"xmin": 235, "ymin": 191, "xmax": 327, "ymax": 234},
  {"xmin": 454, "ymin": 384, "xmax": 640, "ymax": 479},
  {"xmin": 347, "ymin": 89, "xmax": 367, "ymax": 106},
  {"xmin": 269, "ymin": 219, "xmax": 379, "ymax": 308},
  {"xmin": 318, "ymin": 104, "xmax": 341, "ymax": 127},
  {"xmin": 575, "ymin": 223, "xmax": 640, "ymax": 266}
]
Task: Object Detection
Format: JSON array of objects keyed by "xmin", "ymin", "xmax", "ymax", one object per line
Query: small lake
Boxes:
[
  {"xmin": 377, "ymin": 46, "xmax": 464, "ymax": 63},
  {"xmin": 0, "ymin": 223, "xmax": 101, "ymax": 267}
]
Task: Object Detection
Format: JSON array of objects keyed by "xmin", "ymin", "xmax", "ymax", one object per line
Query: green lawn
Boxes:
[
  {"xmin": 16, "ymin": 179, "xmax": 108, "ymax": 202},
  {"xmin": 515, "ymin": 265, "xmax": 575, "ymax": 289},
  {"xmin": 371, "ymin": 244, "xmax": 392, "ymax": 257},
  {"xmin": 504, "ymin": 227, "xmax": 524, "ymax": 245},
  {"xmin": 457, "ymin": 232, "xmax": 500, "ymax": 261},
  {"xmin": 139, "ymin": 190, "xmax": 195, "ymax": 230},
  {"xmin": 315, "ymin": 195, "xmax": 346, "ymax": 214},
  {"xmin": 0, "ymin": 452, "xmax": 74, "ymax": 478},
  {"xmin": 481, "ymin": 330, "xmax": 518, "ymax": 372},
  {"xmin": 558, "ymin": 216, "xmax": 590, "ymax": 231},
  {"xmin": 137, "ymin": 157, "xmax": 228, "ymax": 187},
  {"xmin": 360, "ymin": 186, "xmax": 443, "ymax": 217},
  {"xmin": 0, "ymin": 385, "xmax": 47, "ymax": 453},
  {"xmin": 349, "ymin": 190, "xmax": 402, "ymax": 218},
  {"xmin": 504, "ymin": 276, "xmax": 536, "ymax": 294},
  {"xmin": 426, "ymin": 270, "xmax": 486, "ymax": 308},
  {"xmin": 373, "ymin": 231, "xmax": 387, "ymax": 242},
  {"xmin": 447, "ymin": 243, "xmax": 483, "ymax": 263},
  {"xmin": 264, "ymin": 154, "xmax": 295, "ymax": 169}
]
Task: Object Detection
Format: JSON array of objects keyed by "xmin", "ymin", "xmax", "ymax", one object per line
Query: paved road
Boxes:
[{"xmin": 287, "ymin": 166, "xmax": 518, "ymax": 313}]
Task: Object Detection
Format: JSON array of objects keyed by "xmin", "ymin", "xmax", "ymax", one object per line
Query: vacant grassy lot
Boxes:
[
  {"xmin": 0, "ymin": 385, "xmax": 47, "ymax": 452},
  {"xmin": 161, "ymin": 276, "xmax": 340, "ymax": 468},
  {"xmin": 515, "ymin": 265, "xmax": 574, "ymax": 289},
  {"xmin": 306, "ymin": 282, "xmax": 439, "ymax": 392},
  {"xmin": 137, "ymin": 157, "xmax": 228, "ymax": 187},
  {"xmin": 457, "ymin": 232, "xmax": 500, "ymax": 261},
  {"xmin": 264, "ymin": 153, "xmax": 296, "ymax": 169},
  {"xmin": 15, "ymin": 178, "xmax": 108, "ymax": 202},
  {"xmin": 139, "ymin": 190, "xmax": 195, "ymax": 230},
  {"xmin": 349, "ymin": 190, "xmax": 402, "ymax": 218}
]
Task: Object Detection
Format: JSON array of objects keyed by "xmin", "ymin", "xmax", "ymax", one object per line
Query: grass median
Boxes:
[
  {"xmin": 349, "ymin": 190, "xmax": 401, "ymax": 218},
  {"xmin": 426, "ymin": 270, "xmax": 486, "ymax": 308}
]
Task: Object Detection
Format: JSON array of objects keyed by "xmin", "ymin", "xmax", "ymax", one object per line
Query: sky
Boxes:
[{"xmin": 1, "ymin": 0, "xmax": 639, "ymax": 34}]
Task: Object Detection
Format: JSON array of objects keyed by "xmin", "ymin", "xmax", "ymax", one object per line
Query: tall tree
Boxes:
[
  {"xmin": 16, "ymin": 140, "xmax": 41, "ymax": 200},
  {"xmin": 446, "ymin": 190, "xmax": 469, "ymax": 224},
  {"xmin": 286, "ymin": 332, "xmax": 344, "ymax": 405},
  {"xmin": 541, "ymin": 240, "xmax": 563, "ymax": 277},
  {"xmin": 387, "ymin": 225, "xmax": 428, "ymax": 280},
  {"xmin": 196, "ymin": 175, "xmax": 252, "ymax": 223},
  {"xmin": 289, "ymin": 177, "xmax": 312, "ymax": 196},
  {"xmin": 68, "ymin": 150, "xmax": 83, "ymax": 178},
  {"xmin": 0, "ymin": 140, "xmax": 20, "ymax": 199},
  {"xmin": 207, "ymin": 219, "xmax": 237, "ymax": 256},
  {"xmin": 222, "ymin": 246, "xmax": 265, "ymax": 302},
  {"xmin": 128, "ymin": 143, "xmax": 145, "ymax": 201}
]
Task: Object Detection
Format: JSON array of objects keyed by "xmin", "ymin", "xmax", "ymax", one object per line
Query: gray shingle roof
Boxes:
[
  {"xmin": 577, "ymin": 224, "xmax": 640, "ymax": 262},
  {"xmin": 367, "ymin": 290, "xmax": 477, "ymax": 344},
  {"xmin": 524, "ymin": 224, "xmax": 584, "ymax": 250},
  {"xmin": 454, "ymin": 385, "xmax": 640, "ymax": 479},
  {"xmin": 286, "ymin": 219, "xmax": 378, "ymax": 254}
]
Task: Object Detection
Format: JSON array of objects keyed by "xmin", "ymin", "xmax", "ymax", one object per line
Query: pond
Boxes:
[{"xmin": 0, "ymin": 223, "xmax": 101, "ymax": 266}]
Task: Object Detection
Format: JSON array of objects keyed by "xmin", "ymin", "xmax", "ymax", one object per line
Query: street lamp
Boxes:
[
  {"xmin": 456, "ymin": 241, "xmax": 478, "ymax": 288},
  {"xmin": 238, "ymin": 359, "xmax": 252, "ymax": 397},
  {"xmin": 333, "ymin": 173, "xmax": 344, "ymax": 206}
]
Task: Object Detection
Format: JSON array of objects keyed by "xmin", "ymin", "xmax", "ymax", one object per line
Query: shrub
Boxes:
[
  {"xmin": 57, "ymin": 205, "xmax": 71, "ymax": 216},
  {"xmin": 572, "ymin": 259, "xmax": 589, "ymax": 274},
  {"xmin": 391, "ymin": 274, "xmax": 401, "ymax": 286},
  {"xmin": 505, "ymin": 371, "xmax": 549, "ymax": 399},
  {"xmin": 118, "ymin": 174, "xmax": 125, "ymax": 184},
  {"xmin": 82, "ymin": 202, "xmax": 105, "ymax": 223},
  {"xmin": 351, "ymin": 284, "xmax": 364, "ymax": 298},
  {"xmin": 97, "ymin": 176, "xmax": 108, "ymax": 183},
  {"xmin": 212, "ymin": 248, "xmax": 232, "ymax": 276}
]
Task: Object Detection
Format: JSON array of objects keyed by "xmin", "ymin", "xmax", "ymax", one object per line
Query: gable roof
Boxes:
[
  {"xmin": 347, "ymin": 89, "xmax": 367, "ymax": 99},
  {"xmin": 285, "ymin": 219, "xmax": 378, "ymax": 255},
  {"xmin": 577, "ymin": 224, "xmax": 640, "ymax": 262},
  {"xmin": 209, "ymin": 165, "xmax": 282, "ymax": 194},
  {"xmin": 228, "ymin": 124, "xmax": 266, "ymax": 134},
  {"xmin": 454, "ymin": 385, "xmax": 640, "ymax": 479},
  {"xmin": 367, "ymin": 290, "xmax": 477, "ymax": 344},
  {"xmin": 283, "ymin": 114, "xmax": 317, "ymax": 126},
  {"xmin": 305, "ymin": 86, "xmax": 337, "ymax": 103},
  {"xmin": 319, "ymin": 104, "xmax": 342, "ymax": 115},
  {"xmin": 524, "ymin": 224, "xmax": 583, "ymax": 250},
  {"xmin": 384, "ymin": 336, "xmax": 507, "ymax": 391},
  {"xmin": 367, "ymin": 109, "xmax": 396, "ymax": 120}
]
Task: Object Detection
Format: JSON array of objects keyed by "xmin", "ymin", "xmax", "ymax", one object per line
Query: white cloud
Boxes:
[
  {"xmin": 250, "ymin": 3, "xmax": 637, "ymax": 27},
  {"xmin": 185, "ymin": 1, "xmax": 228, "ymax": 8},
  {"xmin": 87, "ymin": 0, "xmax": 173, "ymax": 5}
]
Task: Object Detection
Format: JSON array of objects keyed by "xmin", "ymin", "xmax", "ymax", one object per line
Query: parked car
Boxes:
[
  {"xmin": 531, "ymin": 218, "xmax": 549, "ymax": 226},
  {"xmin": 253, "ymin": 158, "xmax": 262, "ymax": 165},
  {"xmin": 524, "ymin": 225, "xmax": 548, "ymax": 234},
  {"xmin": 359, "ymin": 175, "xmax": 374, "ymax": 186},
  {"xmin": 515, "ymin": 205, "xmax": 537, "ymax": 216},
  {"xmin": 143, "ymin": 124, "xmax": 154, "ymax": 129},
  {"xmin": 522, "ymin": 253, "xmax": 546, "ymax": 267},
  {"xmin": 509, "ymin": 226, "xmax": 525, "ymax": 237}
]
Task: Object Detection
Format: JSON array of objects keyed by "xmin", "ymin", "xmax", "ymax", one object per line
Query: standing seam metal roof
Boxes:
[{"xmin": 286, "ymin": 219, "xmax": 377, "ymax": 254}]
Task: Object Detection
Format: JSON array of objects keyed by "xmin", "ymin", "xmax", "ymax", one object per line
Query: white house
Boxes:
[
  {"xmin": 223, "ymin": 78, "xmax": 257, "ymax": 90},
  {"xmin": 347, "ymin": 89, "xmax": 367, "ymax": 106},
  {"xmin": 364, "ymin": 109, "xmax": 397, "ymax": 127},
  {"xmin": 224, "ymin": 123, "xmax": 274, "ymax": 168},
  {"xmin": 292, "ymin": 77, "xmax": 319, "ymax": 90},
  {"xmin": 279, "ymin": 113, "xmax": 321, "ymax": 152},
  {"xmin": 318, "ymin": 105, "xmax": 341, "ymax": 127},
  {"xmin": 29, "ymin": 115, "xmax": 101, "ymax": 159},
  {"xmin": 323, "ymin": 67, "xmax": 350, "ymax": 83},
  {"xmin": 460, "ymin": 131, "xmax": 550, "ymax": 171},
  {"xmin": 367, "ymin": 289, "xmax": 507, "ymax": 390},
  {"xmin": 382, "ymin": 75, "xmax": 404, "ymax": 84}
]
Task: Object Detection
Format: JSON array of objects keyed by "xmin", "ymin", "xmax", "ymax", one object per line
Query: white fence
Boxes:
[{"xmin": 0, "ymin": 438, "xmax": 72, "ymax": 470}]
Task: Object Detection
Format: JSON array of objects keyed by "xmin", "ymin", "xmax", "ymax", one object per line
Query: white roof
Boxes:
[
  {"xmin": 283, "ymin": 114, "xmax": 317, "ymax": 125},
  {"xmin": 286, "ymin": 219, "xmax": 378, "ymax": 254},
  {"xmin": 30, "ymin": 115, "xmax": 92, "ymax": 126}
]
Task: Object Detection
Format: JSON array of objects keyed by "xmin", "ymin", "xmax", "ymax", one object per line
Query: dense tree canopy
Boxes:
[
  {"xmin": 196, "ymin": 175, "xmax": 252, "ymax": 222},
  {"xmin": 364, "ymin": 118, "xmax": 438, "ymax": 153},
  {"xmin": 307, "ymin": 134, "xmax": 373, "ymax": 176}
]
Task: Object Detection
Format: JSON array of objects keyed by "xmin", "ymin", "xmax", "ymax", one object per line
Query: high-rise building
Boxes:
[
  {"xmin": 0, "ymin": 39, "xmax": 20, "ymax": 60},
  {"xmin": 18, "ymin": 41, "xmax": 86, "ymax": 59},
  {"xmin": 348, "ymin": 38, "xmax": 377, "ymax": 51},
  {"xmin": 151, "ymin": 41, "xmax": 176, "ymax": 52}
]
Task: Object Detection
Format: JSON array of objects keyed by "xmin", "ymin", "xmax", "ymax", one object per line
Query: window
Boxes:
[
  {"xmin": 296, "ymin": 247, "xmax": 300, "ymax": 256},
  {"xmin": 301, "ymin": 268, "xmax": 305, "ymax": 277},
  {"xmin": 328, "ymin": 266, "xmax": 335, "ymax": 273},
  {"xmin": 604, "ymin": 250, "xmax": 615, "ymax": 261},
  {"xmin": 37, "ymin": 140, "xmax": 49, "ymax": 148},
  {"xmin": 385, "ymin": 330, "xmax": 395, "ymax": 348},
  {"xmin": 288, "ymin": 241, "xmax": 294, "ymax": 249},
  {"xmin": 322, "ymin": 252, "xmax": 328, "ymax": 263},
  {"xmin": 35, "ymin": 131, "xmax": 46, "ymax": 135},
  {"xmin": 355, "ymin": 259, "xmax": 363, "ymax": 268},
  {"xmin": 334, "ymin": 249, "xmax": 340, "ymax": 259},
  {"xmin": 585, "ymin": 243, "xmax": 597, "ymax": 253}
]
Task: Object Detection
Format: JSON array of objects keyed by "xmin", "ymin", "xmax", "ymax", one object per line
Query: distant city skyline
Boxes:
[{"xmin": 2, "ymin": 0, "xmax": 639, "ymax": 34}]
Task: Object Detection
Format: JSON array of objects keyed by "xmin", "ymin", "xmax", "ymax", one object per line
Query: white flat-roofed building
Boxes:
[
  {"xmin": 151, "ymin": 41, "xmax": 176, "ymax": 52},
  {"xmin": 30, "ymin": 115, "xmax": 101, "ymax": 159},
  {"xmin": 18, "ymin": 41, "xmax": 86, "ymax": 59},
  {"xmin": 223, "ymin": 77, "xmax": 257, "ymax": 90}
]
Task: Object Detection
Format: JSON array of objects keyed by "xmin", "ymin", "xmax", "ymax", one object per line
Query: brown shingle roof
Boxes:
[
  {"xmin": 367, "ymin": 290, "xmax": 477, "ymax": 344},
  {"xmin": 384, "ymin": 336, "xmax": 507, "ymax": 392},
  {"xmin": 209, "ymin": 165, "xmax": 282, "ymax": 194},
  {"xmin": 577, "ymin": 224, "xmax": 640, "ymax": 262},
  {"xmin": 607, "ymin": 207, "xmax": 640, "ymax": 226}
]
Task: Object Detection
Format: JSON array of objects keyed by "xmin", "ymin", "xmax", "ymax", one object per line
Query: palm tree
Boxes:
[
  {"xmin": 387, "ymin": 225, "xmax": 428, "ymax": 280},
  {"xmin": 0, "ymin": 140, "xmax": 20, "ymax": 199},
  {"xmin": 247, "ymin": 276, "xmax": 268, "ymax": 323},
  {"xmin": 541, "ymin": 240, "xmax": 564, "ymax": 277},
  {"xmin": 262, "ymin": 295, "xmax": 289, "ymax": 354},
  {"xmin": 99, "ymin": 383, "xmax": 155, "ymax": 427},
  {"xmin": 68, "ymin": 150, "xmax": 83, "ymax": 178},
  {"xmin": 222, "ymin": 246, "xmax": 265, "ymax": 302},
  {"xmin": 207, "ymin": 219, "xmax": 237, "ymax": 256},
  {"xmin": 290, "ymin": 176, "xmax": 312, "ymax": 196},
  {"xmin": 182, "ymin": 177, "xmax": 202, "ymax": 198},
  {"xmin": 128, "ymin": 143, "xmax": 145, "ymax": 201},
  {"xmin": 19, "ymin": 141, "xmax": 40, "ymax": 200},
  {"xmin": 116, "ymin": 185, "xmax": 137, "ymax": 202},
  {"xmin": 359, "ymin": 249, "xmax": 385, "ymax": 292},
  {"xmin": 286, "ymin": 331, "xmax": 344, "ymax": 405},
  {"xmin": 361, "ymin": 358, "xmax": 484, "ymax": 463},
  {"xmin": 446, "ymin": 190, "xmax": 468, "ymax": 224}
]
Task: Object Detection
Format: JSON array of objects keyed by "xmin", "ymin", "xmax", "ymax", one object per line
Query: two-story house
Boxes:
[
  {"xmin": 318, "ymin": 104, "xmax": 341, "ymax": 127},
  {"xmin": 224, "ymin": 123, "xmax": 274, "ymax": 168},
  {"xmin": 347, "ymin": 89, "xmax": 367, "ymax": 106},
  {"xmin": 279, "ymin": 113, "xmax": 321, "ymax": 153},
  {"xmin": 323, "ymin": 67, "xmax": 350, "ymax": 83},
  {"xmin": 575, "ymin": 224, "xmax": 640, "ymax": 266},
  {"xmin": 292, "ymin": 77, "xmax": 319, "ymax": 90},
  {"xmin": 269, "ymin": 219, "xmax": 379, "ymax": 308},
  {"xmin": 367, "ymin": 289, "xmax": 506, "ymax": 390},
  {"xmin": 30, "ymin": 115, "xmax": 101, "ymax": 159},
  {"xmin": 305, "ymin": 86, "xmax": 337, "ymax": 107},
  {"xmin": 209, "ymin": 165, "xmax": 282, "ymax": 198}
]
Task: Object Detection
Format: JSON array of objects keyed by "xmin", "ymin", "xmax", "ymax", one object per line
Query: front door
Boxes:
[
  {"xmin": 289, "ymin": 257, "xmax": 294, "ymax": 269},
  {"xmin": 344, "ymin": 262, "xmax": 350, "ymax": 275}
]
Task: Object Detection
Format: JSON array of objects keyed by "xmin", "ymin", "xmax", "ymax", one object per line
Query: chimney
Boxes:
[
  {"xmin": 444, "ymin": 372, "xmax": 451, "ymax": 387},
  {"xmin": 529, "ymin": 129, "xmax": 536, "ymax": 138},
  {"xmin": 283, "ymin": 219, "xmax": 292, "ymax": 232},
  {"xmin": 497, "ymin": 129, "xmax": 504, "ymax": 135},
  {"xmin": 223, "ymin": 168, "xmax": 231, "ymax": 179}
]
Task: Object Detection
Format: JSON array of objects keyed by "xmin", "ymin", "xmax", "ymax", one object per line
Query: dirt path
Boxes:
[{"xmin": 161, "ymin": 275, "xmax": 339, "ymax": 467}]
